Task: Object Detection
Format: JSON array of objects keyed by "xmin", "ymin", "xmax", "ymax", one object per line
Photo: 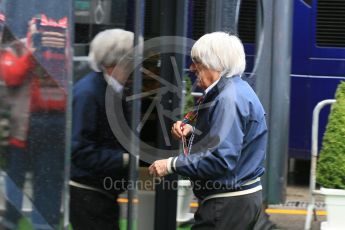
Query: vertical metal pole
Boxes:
[
  {"xmin": 305, "ymin": 99, "xmax": 336, "ymax": 230},
  {"xmin": 249, "ymin": 0, "xmax": 274, "ymax": 203},
  {"xmin": 205, "ymin": 0, "xmax": 240, "ymax": 34},
  {"xmin": 127, "ymin": 0, "xmax": 145, "ymax": 229},
  {"xmin": 254, "ymin": 0, "xmax": 273, "ymax": 128},
  {"xmin": 154, "ymin": 1, "xmax": 188, "ymax": 230},
  {"xmin": 267, "ymin": 0, "xmax": 293, "ymax": 203},
  {"xmin": 63, "ymin": 2, "xmax": 74, "ymax": 229},
  {"xmin": 205, "ymin": 0, "xmax": 222, "ymax": 32}
]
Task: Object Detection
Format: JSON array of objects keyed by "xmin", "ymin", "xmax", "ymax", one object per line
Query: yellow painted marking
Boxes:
[
  {"xmin": 117, "ymin": 198, "xmax": 139, "ymax": 204},
  {"xmin": 190, "ymin": 202, "xmax": 198, "ymax": 208},
  {"xmin": 265, "ymin": 209, "xmax": 327, "ymax": 216},
  {"xmin": 117, "ymin": 199, "xmax": 327, "ymax": 216}
]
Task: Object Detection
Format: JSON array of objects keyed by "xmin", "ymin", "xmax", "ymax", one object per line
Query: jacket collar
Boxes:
[{"xmin": 203, "ymin": 75, "xmax": 241, "ymax": 102}]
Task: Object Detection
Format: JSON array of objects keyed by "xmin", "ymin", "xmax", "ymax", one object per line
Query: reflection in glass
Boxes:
[{"xmin": 0, "ymin": 0, "xmax": 71, "ymax": 229}]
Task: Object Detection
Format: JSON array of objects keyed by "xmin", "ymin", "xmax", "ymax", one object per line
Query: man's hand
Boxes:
[
  {"xmin": 149, "ymin": 159, "xmax": 169, "ymax": 177},
  {"xmin": 171, "ymin": 121, "xmax": 193, "ymax": 140}
]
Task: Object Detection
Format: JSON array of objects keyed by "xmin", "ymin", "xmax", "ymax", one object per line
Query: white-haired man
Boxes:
[
  {"xmin": 149, "ymin": 32, "xmax": 268, "ymax": 230},
  {"xmin": 70, "ymin": 29, "xmax": 132, "ymax": 230}
]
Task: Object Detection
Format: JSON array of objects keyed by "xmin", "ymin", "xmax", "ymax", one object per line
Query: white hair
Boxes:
[
  {"xmin": 88, "ymin": 29, "xmax": 134, "ymax": 72},
  {"xmin": 191, "ymin": 32, "xmax": 246, "ymax": 77}
]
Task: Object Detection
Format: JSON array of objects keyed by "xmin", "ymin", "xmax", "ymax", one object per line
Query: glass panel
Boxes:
[
  {"xmin": 72, "ymin": 1, "xmax": 133, "ymax": 230},
  {"xmin": 0, "ymin": 0, "xmax": 72, "ymax": 229}
]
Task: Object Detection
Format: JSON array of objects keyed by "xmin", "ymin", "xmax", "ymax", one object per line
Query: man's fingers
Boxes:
[
  {"xmin": 149, "ymin": 160, "xmax": 168, "ymax": 177},
  {"xmin": 171, "ymin": 122, "xmax": 183, "ymax": 139},
  {"xmin": 148, "ymin": 163, "xmax": 156, "ymax": 175},
  {"xmin": 182, "ymin": 124, "xmax": 192, "ymax": 136},
  {"xmin": 149, "ymin": 162, "xmax": 163, "ymax": 177}
]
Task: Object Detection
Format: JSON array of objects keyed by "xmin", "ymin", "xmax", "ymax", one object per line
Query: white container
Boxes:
[
  {"xmin": 176, "ymin": 180, "xmax": 194, "ymax": 223},
  {"xmin": 321, "ymin": 222, "xmax": 332, "ymax": 230},
  {"xmin": 319, "ymin": 187, "xmax": 345, "ymax": 230}
]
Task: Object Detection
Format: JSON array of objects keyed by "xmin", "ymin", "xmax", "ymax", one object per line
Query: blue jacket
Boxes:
[
  {"xmin": 172, "ymin": 76, "xmax": 267, "ymax": 200},
  {"xmin": 71, "ymin": 71, "xmax": 127, "ymax": 193}
]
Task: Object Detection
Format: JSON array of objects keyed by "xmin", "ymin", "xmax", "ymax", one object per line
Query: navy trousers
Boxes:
[{"xmin": 192, "ymin": 191, "xmax": 264, "ymax": 230}]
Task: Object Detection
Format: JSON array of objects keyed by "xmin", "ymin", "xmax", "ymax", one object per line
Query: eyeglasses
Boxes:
[{"xmin": 191, "ymin": 56, "xmax": 202, "ymax": 64}]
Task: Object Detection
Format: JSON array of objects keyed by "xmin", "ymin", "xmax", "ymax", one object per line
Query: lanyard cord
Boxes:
[
  {"xmin": 182, "ymin": 126, "xmax": 196, "ymax": 156},
  {"xmin": 181, "ymin": 96, "xmax": 204, "ymax": 156}
]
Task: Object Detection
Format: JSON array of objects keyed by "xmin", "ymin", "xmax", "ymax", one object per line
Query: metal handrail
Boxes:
[{"xmin": 305, "ymin": 99, "xmax": 336, "ymax": 230}]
